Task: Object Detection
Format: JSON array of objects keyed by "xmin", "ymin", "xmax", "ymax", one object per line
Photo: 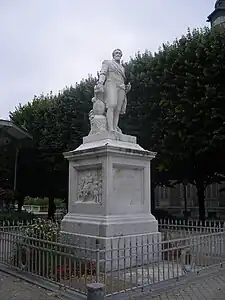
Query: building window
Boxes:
[
  {"xmin": 179, "ymin": 183, "xmax": 192, "ymax": 198},
  {"xmin": 205, "ymin": 199, "xmax": 219, "ymax": 208},
  {"xmin": 159, "ymin": 186, "xmax": 169, "ymax": 199},
  {"xmin": 206, "ymin": 183, "xmax": 218, "ymax": 199},
  {"xmin": 212, "ymin": 15, "xmax": 225, "ymax": 26},
  {"xmin": 160, "ymin": 186, "xmax": 164, "ymax": 198},
  {"xmin": 165, "ymin": 187, "xmax": 168, "ymax": 199},
  {"xmin": 186, "ymin": 184, "xmax": 191, "ymax": 198}
]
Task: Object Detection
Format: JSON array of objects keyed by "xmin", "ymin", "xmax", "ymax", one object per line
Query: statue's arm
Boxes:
[
  {"xmin": 98, "ymin": 60, "xmax": 109, "ymax": 85},
  {"xmin": 125, "ymin": 82, "xmax": 131, "ymax": 93}
]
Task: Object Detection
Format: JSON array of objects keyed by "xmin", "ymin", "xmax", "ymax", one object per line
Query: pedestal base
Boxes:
[
  {"xmin": 61, "ymin": 213, "xmax": 158, "ymax": 237},
  {"xmin": 61, "ymin": 219, "xmax": 161, "ymax": 272},
  {"xmin": 61, "ymin": 133, "xmax": 160, "ymax": 271}
]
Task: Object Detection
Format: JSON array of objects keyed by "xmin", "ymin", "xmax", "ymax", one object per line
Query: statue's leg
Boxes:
[
  {"xmin": 113, "ymin": 89, "xmax": 125, "ymax": 131},
  {"xmin": 113, "ymin": 109, "xmax": 120, "ymax": 131},
  {"xmin": 105, "ymin": 83, "xmax": 117, "ymax": 132},
  {"xmin": 107, "ymin": 108, "xmax": 114, "ymax": 131}
]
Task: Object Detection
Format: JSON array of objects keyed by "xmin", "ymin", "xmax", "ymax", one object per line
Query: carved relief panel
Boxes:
[{"xmin": 77, "ymin": 169, "xmax": 103, "ymax": 204}]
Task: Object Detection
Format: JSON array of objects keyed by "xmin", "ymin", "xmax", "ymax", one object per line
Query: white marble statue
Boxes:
[{"xmin": 89, "ymin": 49, "xmax": 131, "ymax": 134}]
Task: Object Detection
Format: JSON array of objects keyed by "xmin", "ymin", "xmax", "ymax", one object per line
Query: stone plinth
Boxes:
[
  {"xmin": 83, "ymin": 131, "xmax": 137, "ymax": 144},
  {"xmin": 60, "ymin": 132, "xmax": 160, "ymax": 270}
]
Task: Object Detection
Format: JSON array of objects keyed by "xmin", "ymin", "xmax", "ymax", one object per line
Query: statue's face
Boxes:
[{"xmin": 113, "ymin": 49, "xmax": 122, "ymax": 61}]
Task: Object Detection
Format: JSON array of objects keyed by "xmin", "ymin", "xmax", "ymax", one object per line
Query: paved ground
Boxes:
[
  {"xmin": 0, "ymin": 271, "xmax": 64, "ymax": 300},
  {"xmin": 1, "ymin": 268, "xmax": 225, "ymax": 299},
  {"xmin": 133, "ymin": 268, "xmax": 225, "ymax": 300}
]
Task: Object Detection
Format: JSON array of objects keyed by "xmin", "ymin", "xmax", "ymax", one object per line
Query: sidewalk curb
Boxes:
[{"xmin": 0, "ymin": 263, "xmax": 86, "ymax": 300}]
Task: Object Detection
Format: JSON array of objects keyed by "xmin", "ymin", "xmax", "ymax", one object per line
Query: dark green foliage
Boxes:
[
  {"xmin": 0, "ymin": 146, "xmax": 16, "ymax": 189},
  {"xmin": 3, "ymin": 28, "xmax": 225, "ymax": 221},
  {"xmin": 152, "ymin": 28, "xmax": 225, "ymax": 220},
  {"xmin": 0, "ymin": 211, "xmax": 35, "ymax": 225},
  {"xmin": 9, "ymin": 78, "xmax": 96, "ymax": 211},
  {"xmin": 0, "ymin": 187, "xmax": 15, "ymax": 210}
]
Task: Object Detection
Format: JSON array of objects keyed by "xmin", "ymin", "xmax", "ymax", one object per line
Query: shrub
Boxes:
[
  {"xmin": 0, "ymin": 187, "xmax": 15, "ymax": 210},
  {"xmin": 11, "ymin": 219, "xmax": 96, "ymax": 280},
  {"xmin": 24, "ymin": 196, "xmax": 65, "ymax": 209},
  {"xmin": 0, "ymin": 211, "xmax": 35, "ymax": 225},
  {"xmin": 24, "ymin": 218, "xmax": 60, "ymax": 242},
  {"xmin": 12, "ymin": 218, "xmax": 60, "ymax": 276},
  {"xmin": 24, "ymin": 197, "xmax": 48, "ymax": 206}
]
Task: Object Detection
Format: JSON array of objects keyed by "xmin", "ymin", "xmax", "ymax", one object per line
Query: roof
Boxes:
[
  {"xmin": 0, "ymin": 119, "xmax": 32, "ymax": 145},
  {"xmin": 208, "ymin": 0, "xmax": 225, "ymax": 21},
  {"xmin": 215, "ymin": 0, "xmax": 225, "ymax": 9}
]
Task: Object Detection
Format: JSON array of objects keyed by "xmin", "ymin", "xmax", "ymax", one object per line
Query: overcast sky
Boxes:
[{"xmin": 0, "ymin": 0, "xmax": 215, "ymax": 119}]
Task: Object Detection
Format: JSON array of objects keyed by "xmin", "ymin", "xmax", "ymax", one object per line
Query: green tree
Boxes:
[
  {"xmin": 152, "ymin": 28, "xmax": 225, "ymax": 220},
  {"xmin": 124, "ymin": 52, "xmax": 174, "ymax": 213},
  {"xmin": 9, "ymin": 27, "xmax": 225, "ymax": 222},
  {"xmin": 10, "ymin": 77, "xmax": 96, "ymax": 216}
]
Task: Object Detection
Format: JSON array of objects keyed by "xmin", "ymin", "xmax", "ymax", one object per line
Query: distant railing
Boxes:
[
  {"xmin": 158, "ymin": 218, "xmax": 225, "ymax": 242},
  {"xmin": 0, "ymin": 220, "xmax": 225, "ymax": 297},
  {"xmin": 158, "ymin": 218, "xmax": 225, "ymax": 232},
  {"xmin": 22, "ymin": 205, "xmax": 41, "ymax": 213},
  {"xmin": 155, "ymin": 205, "xmax": 225, "ymax": 219}
]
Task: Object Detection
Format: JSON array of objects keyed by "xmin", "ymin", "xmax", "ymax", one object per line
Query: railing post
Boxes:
[
  {"xmin": 87, "ymin": 283, "xmax": 105, "ymax": 300},
  {"xmin": 96, "ymin": 239, "xmax": 100, "ymax": 282}
]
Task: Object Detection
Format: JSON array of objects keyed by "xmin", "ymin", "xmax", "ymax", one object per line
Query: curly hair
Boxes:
[{"xmin": 112, "ymin": 48, "xmax": 122, "ymax": 58}]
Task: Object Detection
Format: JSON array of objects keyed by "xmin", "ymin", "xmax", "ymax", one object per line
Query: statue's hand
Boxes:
[{"xmin": 126, "ymin": 82, "xmax": 131, "ymax": 93}]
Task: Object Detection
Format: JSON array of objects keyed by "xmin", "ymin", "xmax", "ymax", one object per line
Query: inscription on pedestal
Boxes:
[
  {"xmin": 77, "ymin": 169, "xmax": 103, "ymax": 204},
  {"xmin": 113, "ymin": 166, "xmax": 143, "ymax": 205}
]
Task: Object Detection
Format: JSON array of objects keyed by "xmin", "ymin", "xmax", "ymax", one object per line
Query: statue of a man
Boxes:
[{"xmin": 96, "ymin": 49, "xmax": 131, "ymax": 132}]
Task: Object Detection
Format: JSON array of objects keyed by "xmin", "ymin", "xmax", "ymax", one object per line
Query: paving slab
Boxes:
[
  {"xmin": 132, "ymin": 268, "xmax": 225, "ymax": 300},
  {"xmin": 2, "ymin": 267, "xmax": 225, "ymax": 300},
  {"xmin": 0, "ymin": 271, "xmax": 65, "ymax": 300}
]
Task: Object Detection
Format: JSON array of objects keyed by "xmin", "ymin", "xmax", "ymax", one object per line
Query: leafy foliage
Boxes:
[
  {"xmin": 0, "ymin": 187, "xmax": 15, "ymax": 210},
  {"xmin": 0, "ymin": 211, "xmax": 34, "ymax": 225},
  {"xmin": 151, "ymin": 28, "xmax": 225, "ymax": 220},
  {"xmin": 9, "ymin": 78, "xmax": 96, "ymax": 212},
  {"xmin": 4, "ymin": 27, "xmax": 225, "ymax": 221},
  {"xmin": 24, "ymin": 218, "xmax": 60, "ymax": 242},
  {"xmin": 24, "ymin": 196, "xmax": 65, "ymax": 208}
]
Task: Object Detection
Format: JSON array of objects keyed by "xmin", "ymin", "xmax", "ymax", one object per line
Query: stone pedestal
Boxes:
[{"xmin": 61, "ymin": 132, "xmax": 161, "ymax": 270}]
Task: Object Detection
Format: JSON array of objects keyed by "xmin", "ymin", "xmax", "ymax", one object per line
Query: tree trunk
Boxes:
[
  {"xmin": 196, "ymin": 181, "xmax": 205, "ymax": 222},
  {"xmin": 17, "ymin": 192, "xmax": 24, "ymax": 212},
  {"xmin": 151, "ymin": 184, "xmax": 156, "ymax": 214},
  {"xmin": 182, "ymin": 183, "xmax": 188, "ymax": 219},
  {"xmin": 48, "ymin": 195, "xmax": 56, "ymax": 222}
]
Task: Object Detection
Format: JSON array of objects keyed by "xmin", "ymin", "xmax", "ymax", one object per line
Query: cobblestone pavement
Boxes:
[
  {"xmin": 2, "ymin": 268, "xmax": 225, "ymax": 300},
  {"xmin": 133, "ymin": 268, "xmax": 225, "ymax": 300},
  {"xmin": 0, "ymin": 271, "xmax": 65, "ymax": 300}
]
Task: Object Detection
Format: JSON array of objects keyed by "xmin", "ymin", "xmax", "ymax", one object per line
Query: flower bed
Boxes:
[{"xmin": 11, "ymin": 218, "xmax": 96, "ymax": 282}]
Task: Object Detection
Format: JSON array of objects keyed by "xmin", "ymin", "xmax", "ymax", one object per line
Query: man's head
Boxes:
[{"xmin": 112, "ymin": 49, "xmax": 123, "ymax": 61}]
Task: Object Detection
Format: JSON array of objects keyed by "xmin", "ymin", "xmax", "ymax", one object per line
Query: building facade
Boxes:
[
  {"xmin": 155, "ymin": 182, "xmax": 225, "ymax": 219},
  {"xmin": 207, "ymin": 0, "xmax": 225, "ymax": 28}
]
